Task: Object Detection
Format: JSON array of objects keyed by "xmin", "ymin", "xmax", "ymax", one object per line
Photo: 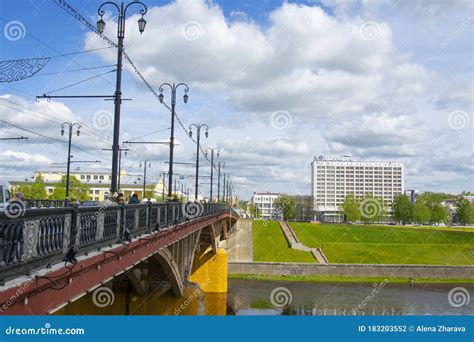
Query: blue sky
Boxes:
[{"xmin": 0, "ymin": 0, "xmax": 472, "ymax": 199}]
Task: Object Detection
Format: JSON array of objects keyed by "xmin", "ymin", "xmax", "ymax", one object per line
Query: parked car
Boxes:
[
  {"xmin": 80, "ymin": 200, "xmax": 100, "ymax": 207},
  {"xmin": 0, "ymin": 181, "xmax": 12, "ymax": 211}
]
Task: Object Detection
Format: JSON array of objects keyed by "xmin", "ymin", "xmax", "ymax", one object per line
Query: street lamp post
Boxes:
[
  {"xmin": 189, "ymin": 123, "xmax": 208, "ymax": 200},
  {"xmin": 61, "ymin": 122, "xmax": 81, "ymax": 206},
  {"xmin": 217, "ymin": 161, "xmax": 225, "ymax": 203},
  {"xmin": 222, "ymin": 172, "xmax": 227, "ymax": 203},
  {"xmin": 102, "ymin": 146, "xmax": 129, "ymax": 191},
  {"xmin": 206, "ymin": 148, "xmax": 219, "ymax": 203},
  {"xmin": 96, "ymin": 1, "xmax": 147, "ymax": 195},
  {"xmin": 140, "ymin": 160, "xmax": 151, "ymax": 200},
  {"xmin": 158, "ymin": 83, "xmax": 189, "ymax": 200},
  {"xmin": 160, "ymin": 172, "xmax": 166, "ymax": 201}
]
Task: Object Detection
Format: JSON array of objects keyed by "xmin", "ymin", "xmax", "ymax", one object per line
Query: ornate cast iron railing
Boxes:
[{"xmin": 0, "ymin": 202, "xmax": 233, "ymax": 283}]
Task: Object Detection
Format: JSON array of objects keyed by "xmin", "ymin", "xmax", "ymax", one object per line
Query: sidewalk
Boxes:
[{"xmin": 226, "ymin": 219, "xmax": 253, "ymax": 262}]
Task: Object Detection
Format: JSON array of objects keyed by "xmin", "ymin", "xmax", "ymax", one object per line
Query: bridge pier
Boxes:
[{"xmin": 189, "ymin": 248, "xmax": 227, "ymax": 293}]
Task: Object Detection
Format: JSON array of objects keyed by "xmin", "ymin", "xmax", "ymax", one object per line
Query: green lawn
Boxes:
[
  {"xmin": 291, "ymin": 223, "xmax": 474, "ymax": 265},
  {"xmin": 253, "ymin": 220, "xmax": 315, "ymax": 263}
]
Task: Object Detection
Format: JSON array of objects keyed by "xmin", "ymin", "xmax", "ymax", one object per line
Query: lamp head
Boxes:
[
  {"xmin": 97, "ymin": 17, "xmax": 106, "ymax": 34},
  {"xmin": 138, "ymin": 16, "xmax": 146, "ymax": 34}
]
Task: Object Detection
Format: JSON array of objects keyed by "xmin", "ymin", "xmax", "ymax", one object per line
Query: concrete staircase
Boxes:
[{"xmin": 279, "ymin": 221, "xmax": 329, "ymax": 265}]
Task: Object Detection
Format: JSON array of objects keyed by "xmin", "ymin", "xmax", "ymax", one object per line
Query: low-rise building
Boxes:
[
  {"xmin": 405, "ymin": 189, "xmax": 418, "ymax": 204},
  {"xmin": 10, "ymin": 168, "xmax": 169, "ymax": 202},
  {"xmin": 251, "ymin": 192, "xmax": 280, "ymax": 219}
]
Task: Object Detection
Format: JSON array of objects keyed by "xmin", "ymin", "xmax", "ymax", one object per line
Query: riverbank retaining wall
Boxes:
[{"xmin": 228, "ymin": 262, "xmax": 474, "ymax": 279}]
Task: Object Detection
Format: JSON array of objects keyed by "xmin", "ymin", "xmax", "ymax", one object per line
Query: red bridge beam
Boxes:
[{"xmin": 0, "ymin": 212, "xmax": 237, "ymax": 315}]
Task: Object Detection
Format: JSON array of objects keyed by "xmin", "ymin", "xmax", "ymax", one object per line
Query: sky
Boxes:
[{"xmin": 0, "ymin": 0, "xmax": 472, "ymax": 200}]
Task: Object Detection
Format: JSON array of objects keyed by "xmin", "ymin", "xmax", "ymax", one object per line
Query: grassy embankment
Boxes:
[
  {"xmin": 252, "ymin": 220, "xmax": 474, "ymax": 265},
  {"xmin": 253, "ymin": 220, "xmax": 315, "ymax": 263},
  {"xmin": 291, "ymin": 222, "xmax": 474, "ymax": 265}
]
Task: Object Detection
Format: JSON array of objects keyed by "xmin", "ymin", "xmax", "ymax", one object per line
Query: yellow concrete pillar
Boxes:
[{"xmin": 189, "ymin": 248, "xmax": 227, "ymax": 293}]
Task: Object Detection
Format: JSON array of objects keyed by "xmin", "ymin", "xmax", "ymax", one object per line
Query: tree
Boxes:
[
  {"xmin": 392, "ymin": 194, "xmax": 413, "ymax": 225},
  {"xmin": 419, "ymin": 192, "xmax": 449, "ymax": 225},
  {"xmin": 359, "ymin": 193, "xmax": 386, "ymax": 224},
  {"xmin": 412, "ymin": 201, "xmax": 431, "ymax": 225},
  {"xmin": 273, "ymin": 195, "xmax": 296, "ymax": 221},
  {"xmin": 249, "ymin": 203, "xmax": 261, "ymax": 219},
  {"xmin": 456, "ymin": 197, "xmax": 474, "ymax": 225},
  {"xmin": 341, "ymin": 194, "xmax": 361, "ymax": 222},
  {"xmin": 431, "ymin": 203, "xmax": 449, "ymax": 224},
  {"xmin": 49, "ymin": 176, "xmax": 90, "ymax": 201},
  {"xmin": 14, "ymin": 174, "xmax": 47, "ymax": 199}
]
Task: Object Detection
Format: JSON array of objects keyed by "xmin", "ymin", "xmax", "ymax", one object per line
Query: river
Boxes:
[
  {"xmin": 56, "ymin": 279, "xmax": 473, "ymax": 315},
  {"xmin": 227, "ymin": 279, "xmax": 473, "ymax": 316}
]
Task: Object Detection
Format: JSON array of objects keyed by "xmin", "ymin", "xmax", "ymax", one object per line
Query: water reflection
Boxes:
[
  {"xmin": 56, "ymin": 282, "xmax": 227, "ymax": 316},
  {"xmin": 56, "ymin": 279, "xmax": 473, "ymax": 316},
  {"xmin": 227, "ymin": 279, "xmax": 474, "ymax": 316}
]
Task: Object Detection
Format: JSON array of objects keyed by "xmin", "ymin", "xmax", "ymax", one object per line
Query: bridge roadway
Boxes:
[{"xmin": 0, "ymin": 202, "xmax": 239, "ymax": 314}]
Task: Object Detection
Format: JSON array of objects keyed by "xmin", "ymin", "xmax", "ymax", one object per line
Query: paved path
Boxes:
[
  {"xmin": 226, "ymin": 219, "xmax": 253, "ymax": 262},
  {"xmin": 279, "ymin": 221, "xmax": 329, "ymax": 264}
]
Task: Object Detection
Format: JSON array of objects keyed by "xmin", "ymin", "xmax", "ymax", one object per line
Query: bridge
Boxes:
[{"xmin": 0, "ymin": 202, "xmax": 239, "ymax": 314}]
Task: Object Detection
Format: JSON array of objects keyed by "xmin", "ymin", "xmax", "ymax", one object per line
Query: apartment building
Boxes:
[{"xmin": 311, "ymin": 156, "xmax": 404, "ymax": 222}]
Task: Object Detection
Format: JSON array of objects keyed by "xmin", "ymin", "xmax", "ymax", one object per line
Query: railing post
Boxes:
[
  {"xmin": 147, "ymin": 202, "xmax": 152, "ymax": 233},
  {"xmin": 172, "ymin": 203, "xmax": 176, "ymax": 224},
  {"xmin": 119, "ymin": 204, "xmax": 125, "ymax": 240},
  {"xmin": 70, "ymin": 206, "xmax": 78, "ymax": 252},
  {"xmin": 96, "ymin": 209, "xmax": 105, "ymax": 243},
  {"xmin": 22, "ymin": 218, "xmax": 40, "ymax": 263},
  {"xmin": 157, "ymin": 204, "xmax": 161, "ymax": 228}
]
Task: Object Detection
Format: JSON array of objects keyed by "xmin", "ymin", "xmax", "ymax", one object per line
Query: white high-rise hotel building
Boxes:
[{"xmin": 311, "ymin": 156, "xmax": 404, "ymax": 222}]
